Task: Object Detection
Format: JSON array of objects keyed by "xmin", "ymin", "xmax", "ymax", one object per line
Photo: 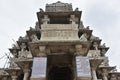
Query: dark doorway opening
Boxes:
[{"xmin": 48, "ymin": 66, "xmax": 73, "ymax": 80}]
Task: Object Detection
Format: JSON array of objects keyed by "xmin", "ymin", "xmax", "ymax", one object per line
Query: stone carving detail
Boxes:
[
  {"xmin": 12, "ymin": 50, "xmax": 18, "ymax": 58},
  {"xmin": 12, "ymin": 44, "xmax": 19, "ymax": 49},
  {"xmin": 70, "ymin": 15, "xmax": 75, "ymax": 24},
  {"xmin": 29, "ymin": 27, "xmax": 35, "ymax": 31},
  {"xmin": 31, "ymin": 34, "xmax": 39, "ymax": 42},
  {"xmin": 102, "ymin": 43, "xmax": 106, "ymax": 47},
  {"xmin": 9, "ymin": 61, "xmax": 19, "ymax": 69},
  {"xmin": 19, "ymin": 50, "xmax": 32, "ymax": 58},
  {"xmin": 36, "ymin": 46, "xmax": 46, "ymax": 56},
  {"xmin": 75, "ymin": 8, "xmax": 79, "ymax": 11},
  {"xmin": 85, "ymin": 26, "xmax": 90, "ymax": 30},
  {"xmin": 75, "ymin": 45, "xmax": 82, "ymax": 55},
  {"xmin": 79, "ymin": 21, "xmax": 84, "ymax": 29},
  {"xmin": 80, "ymin": 33, "xmax": 88, "ymax": 41},
  {"xmin": 90, "ymin": 35, "xmax": 100, "ymax": 40},
  {"xmin": 20, "ymin": 43, "xmax": 26, "ymax": 51},
  {"xmin": 110, "ymin": 74, "xmax": 117, "ymax": 80},
  {"xmin": 19, "ymin": 43, "xmax": 32, "ymax": 58},
  {"xmin": 93, "ymin": 42, "xmax": 98, "ymax": 50},
  {"xmin": 35, "ymin": 22, "xmax": 40, "ymax": 30},
  {"xmin": 46, "ymin": 1, "xmax": 73, "ymax": 12},
  {"xmin": 39, "ymin": 8, "xmax": 44, "ymax": 12},
  {"xmin": 101, "ymin": 49, "xmax": 107, "ymax": 56},
  {"xmin": 87, "ymin": 50, "xmax": 100, "ymax": 58},
  {"xmin": 100, "ymin": 57, "xmax": 109, "ymax": 66},
  {"xmin": 42, "ymin": 15, "xmax": 50, "ymax": 24}
]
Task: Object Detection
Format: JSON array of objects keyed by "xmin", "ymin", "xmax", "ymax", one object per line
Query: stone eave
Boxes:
[
  {"xmin": 98, "ymin": 46, "xmax": 109, "ymax": 51},
  {"xmin": 92, "ymin": 39, "xmax": 102, "ymax": 46},
  {"xmin": 78, "ymin": 29, "xmax": 93, "ymax": 35},
  {"xmin": 109, "ymin": 72, "xmax": 120, "ymax": 76},
  {"xmin": 17, "ymin": 40, "xmax": 30, "ymax": 47},
  {"xmin": 99, "ymin": 66, "xmax": 116, "ymax": 71},
  {"xmin": 78, "ymin": 29, "xmax": 93, "ymax": 40},
  {"xmin": 9, "ymin": 48, "xmax": 20, "ymax": 53}
]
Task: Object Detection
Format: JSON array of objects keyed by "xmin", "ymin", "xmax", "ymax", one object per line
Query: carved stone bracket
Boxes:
[
  {"xmin": 75, "ymin": 45, "xmax": 82, "ymax": 56},
  {"xmin": 37, "ymin": 46, "xmax": 46, "ymax": 57}
]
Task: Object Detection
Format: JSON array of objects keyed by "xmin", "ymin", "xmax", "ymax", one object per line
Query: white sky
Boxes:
[{"xmin": 0, "ymin": 0, "xmax": 120, "ymax": 71}]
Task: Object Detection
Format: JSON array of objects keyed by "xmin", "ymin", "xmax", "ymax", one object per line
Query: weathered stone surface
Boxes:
[{"xmin": 41, "ymin": 24, "xmax": 79, "ymax": 41}]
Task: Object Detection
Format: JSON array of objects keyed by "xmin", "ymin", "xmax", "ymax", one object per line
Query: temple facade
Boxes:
[{"xmin": 0, "ymin": 1, "xmax": 120, "ymax": 80}]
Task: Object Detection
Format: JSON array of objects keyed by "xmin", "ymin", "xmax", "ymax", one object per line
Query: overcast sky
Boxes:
[{"xmin": 0, "ymin": 0, "xmax": 120, "ymax": 71}]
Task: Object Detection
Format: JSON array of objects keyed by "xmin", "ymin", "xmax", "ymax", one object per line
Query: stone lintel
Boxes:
[{"xmin": 29, "ymin": 41, "xmax": 91, "ymax": 56}]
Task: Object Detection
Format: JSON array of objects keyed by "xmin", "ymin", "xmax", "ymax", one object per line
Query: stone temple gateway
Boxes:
[{"xmin": 0, "ymin": 1, "xmax": 120, "ymax": 80}]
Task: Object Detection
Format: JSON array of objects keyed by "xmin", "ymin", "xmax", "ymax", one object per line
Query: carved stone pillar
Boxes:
[
  {"xmin": 102, "ymin": 69, "xmax": 108, "ymax": 80},
  {"xmin": 16, "ymin": 62, "xmax": 31, "ymax": 80},
  {"xmin": 91, "ymin": 68, "xmax": 97, "ymax": 80},
  {"xmin": 90, "ymin": 59, "xmax": 103, "ymax": 80},
  {"xmin": 23, "ymin": 68, "xmax": 30, "ymax": 80},
  {"xmin": 100, "ymin": 67, "xmax": 115, "ymax": 80},
  {"xmin": 11, "ymin": 76, "xmax": 17, "ymax": 80}
]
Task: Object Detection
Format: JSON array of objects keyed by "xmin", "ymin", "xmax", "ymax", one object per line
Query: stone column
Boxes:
[
  {"xmin": 23, "ymin": 71, "xmax": 29, "ymax": 80},
  {"xmin": 91, "ymin": 68, "xmax": 97, "ymax": 80},
  {"xmin": 101, "ymin": 68, "xmax": 108, "ymax": 80},
  {"xmin": 20, "ymin": 63, "xmax": 31, "ymax": 80},
  {"xmin": 90, "ymin": 59, "xmax": 103, "ymax": 80},
  {"xmin": 11, "ymin": 76, "xmax": 17, "ymax": 80}
]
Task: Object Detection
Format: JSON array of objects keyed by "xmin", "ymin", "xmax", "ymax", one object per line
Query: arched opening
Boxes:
[{"xmin": 48, "ymin": 66, "xmax": 73, "ymax": 80}]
